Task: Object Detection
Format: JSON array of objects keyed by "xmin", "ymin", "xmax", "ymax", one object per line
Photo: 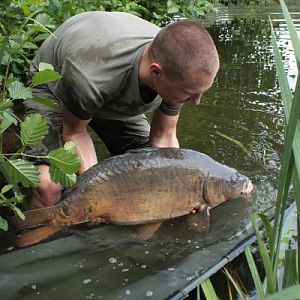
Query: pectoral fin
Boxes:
[
  {"xmin": 132, "ymin": 222, "xmax": 163, "ymax": 240},
  {"xmin": 187, "ymin": 208, "xmax": 210, "ymax": 233},
  {"xmin": 11, "ymin": 207, "xmax": 54, "ymax": 230},
  {"xmin": 16, "ymin": 226, "xmax": 61, "ymax": 248}
]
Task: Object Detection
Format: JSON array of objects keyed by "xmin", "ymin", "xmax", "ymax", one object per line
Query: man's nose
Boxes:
[{"xmin": 190, "ymin": 94, "xmax": 201, "ymax": 105}]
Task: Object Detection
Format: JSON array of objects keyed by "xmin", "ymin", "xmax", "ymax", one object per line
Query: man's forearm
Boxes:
[
  {"xmin": 64, "ymin": 131, "xmax": 98, "ymax": 174},
  {"xmin": 151, "ymin": 134, "xmax": 179, "ymax": 148},
  {"xmin": 150, "ymin": 108, "xmax": 180, "ymax": 148}
]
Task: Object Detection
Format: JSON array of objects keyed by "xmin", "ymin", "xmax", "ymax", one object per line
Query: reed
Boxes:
[{"xmin": 200, "ymin": 0, "xmax": 300, "ymax": 298}]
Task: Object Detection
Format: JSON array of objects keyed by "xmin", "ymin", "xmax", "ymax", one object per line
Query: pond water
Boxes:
[{"xmin": 0, "ymin": 1, "xmax": 299, "ymax": 299}]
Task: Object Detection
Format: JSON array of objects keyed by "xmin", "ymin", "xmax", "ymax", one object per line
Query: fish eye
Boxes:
[{"xmin": 230, "ymin": 178, "xmax": 236, "ymax": 185}]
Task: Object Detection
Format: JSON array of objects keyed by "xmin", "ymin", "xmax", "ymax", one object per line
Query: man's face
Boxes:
[{"xmin": 154, "ymin": 71, "xmax": 215, "ymax": 108}]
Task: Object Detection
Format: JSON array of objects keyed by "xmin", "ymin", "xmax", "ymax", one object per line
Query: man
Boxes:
[{"xmin": 26, "ymin": 11, "xmax": 219, "ymax": 209}]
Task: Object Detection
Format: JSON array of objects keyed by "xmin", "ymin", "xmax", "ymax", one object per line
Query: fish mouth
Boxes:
[{"xmin": 241, "ymin": 179, "xmax": 253, "ymax": 195}]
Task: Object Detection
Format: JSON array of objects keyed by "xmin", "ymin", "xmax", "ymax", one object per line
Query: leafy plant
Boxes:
[
  {"xmin": 0, "ymin": 62, "xmax": 80, "ymax": 231},
  {"xmin": 0, "ymin": 0, "xmax": 56, "ymax": 81}
]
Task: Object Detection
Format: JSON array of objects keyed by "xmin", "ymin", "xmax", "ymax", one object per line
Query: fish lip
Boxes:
[{"xmin": 241, "ymin": 178, "xmax": 253, "ymax": 195}]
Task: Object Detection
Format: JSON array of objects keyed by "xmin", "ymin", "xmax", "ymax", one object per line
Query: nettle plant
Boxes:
[{"xmin": 0, "ymin": 62, "xmax": 80, "ymax": 231}]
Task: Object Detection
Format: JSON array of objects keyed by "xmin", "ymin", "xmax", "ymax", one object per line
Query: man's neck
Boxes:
[{"xmin": 138, "ymin": 44, "xmax": 154, "ymax": 89}]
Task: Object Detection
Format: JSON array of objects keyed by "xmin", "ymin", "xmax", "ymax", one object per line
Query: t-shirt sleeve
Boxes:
[
  {"xmin": 158, "ymin": 101, "xmax": 181, "ymax": 116},
  {"xmin": 53, "ymin": 58, "xmax": 104, "ymax": 120}
]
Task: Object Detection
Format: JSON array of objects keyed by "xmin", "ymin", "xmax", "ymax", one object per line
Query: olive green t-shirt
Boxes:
[{"xmin": 31, "ymin": 11, "xmax": 163, "ymax": 120}]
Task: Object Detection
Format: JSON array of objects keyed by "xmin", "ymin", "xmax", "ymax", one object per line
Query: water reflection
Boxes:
[{"xmin": 1, "ymin": 3, "xmax": 299, "ymax": 300}]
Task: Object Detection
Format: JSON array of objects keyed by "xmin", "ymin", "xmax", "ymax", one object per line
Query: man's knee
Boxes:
[{"xmin": 30, "ymin": 165, "xmax": 62, "ymax": 208}]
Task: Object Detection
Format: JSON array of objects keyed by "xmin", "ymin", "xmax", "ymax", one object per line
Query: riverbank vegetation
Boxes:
[{"xmin": 200, "ymin": 1, "xmax": 300, "ymax": 299}]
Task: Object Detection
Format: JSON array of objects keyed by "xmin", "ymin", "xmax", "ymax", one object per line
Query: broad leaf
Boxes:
[
  {"xmin": 49, "ymin": 164, "xmax": 77, "ymax": 187},
  {"xmin": 2, "ymin": 109, "xmax": 18, "ymax": 126},
  {"xmin": 29, "ymin": 97, "xmax": 58, "ymax": 110},
  {"xmin": 6, "ymin": 159, "xmax": 40, "ymax": 188},
  {"xmin": 0, "ymin": 118, "xmax": 13, "ymax": 134},
  {"xmin": 8, "ymin": 81, "xmax": 32, "ymax": 100},
  {"xmin": 32, "ymin": 69, "xmax": 61, "ymax": 87},
  {"xmin": 39, "ymin": 62, "xmax": 54, "ymax": 71},
  {"xmin": 21, "ymin": 114, "xmax": 48, "ymax": 146},
  {"xmin": 64, "ymin": 141, "xmax": 77, "ymax": 154},
  {"xmin": 0, "ymin": 216, "xmax": 8, "ymax": 231},
  {"xmin": 48, "ymin": 148, "xmax": 80, "ymax": 174}
]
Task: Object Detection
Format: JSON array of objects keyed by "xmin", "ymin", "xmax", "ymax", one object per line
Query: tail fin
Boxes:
[
  {"xmin": 11, "ymin": 207, "xmax": 55, "ymax": 230},
  {"xmin": 16, "ymin": 226, "xmax": 61, "ymax": 248}
]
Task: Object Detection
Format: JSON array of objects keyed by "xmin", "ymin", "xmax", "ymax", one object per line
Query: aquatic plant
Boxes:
[
  {"xmin": 197, "ymin": 0, "xmax": 300, "ymax": 298},
  {"xmin": 218, "ymin": 0, "xmax": 300, "ymax": 299}
]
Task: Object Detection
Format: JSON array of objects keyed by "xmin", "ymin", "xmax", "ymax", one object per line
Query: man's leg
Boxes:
[
  {"xmin": 24, "ymin": 87, "xmax": 63, "ymax": 209},
  {"xmin": 30, "ymin": 165, "xmax": 61, "ymax": 208},
  {"xmin": 90, "ymin": 114, "xmax": 151, "ymax": 156}
]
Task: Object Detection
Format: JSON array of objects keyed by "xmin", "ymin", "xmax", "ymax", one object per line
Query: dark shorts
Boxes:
[{"xmin": 25, "ymin": 85, "xmax": 151, "ymax": 164}]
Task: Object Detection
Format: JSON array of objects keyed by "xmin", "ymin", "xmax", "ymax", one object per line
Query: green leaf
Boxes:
[
  {"xmin": 64, "ymin": 141, "xmax": 77, "ymax": 154},
  {"xmin": 48, "ymin": 148, "xmax": 80, "ymax": 174},
  {"xmin": 8, "ymin": 81, "xmax": 32, "ymax": 99},
  {"xmin": 2, "ymin": 109, "xmax": 18, "ymax": 126},
  {"xmin": 20, "ymin": 113, "xmax": 48, "ymax": 146},
  {"xmin": 252, "ymin": 213, "xmax": 277, "ymax": 293},
  {"xmin": 282, "ymin": 249, "xmax": 297, "ymax": 288},
  {"xmin": 0, "ymin": 116, "xmax": 14, "ymax": 134},
  {"xmin": 200, "ymin": 279, "xmax": 220, "ymax": 300},
  {"xmin": 35, "ymin": 13, "xmax": 55, "ymax": 28},
  {"xmin": 5, "ymin": 159, "xmax": 40, "ymax": 188},
  {"xmin": 49, "ymin": 164, "xmax": 77, "ymax": 187},
  {"xmin": 1, "ymin": 184, "xmax": 13, "ymax": 194},
  {"xmin": 0, "ymin": 216, "xmax": 8, "ymax": 231},
  {"xmin": 32, "ymin": 69, "xmax": 61, "ymax": 87},
  {"xmin": 244, "ymin": 246, "xmax": 265, "ymax": 299},
  {"xmin": 13, "ymin": 206, "xmax": 25, "ymax": 220},
  {"xmin": 167, "ymin": 6, "xmax": 179, "ymax": 14},
  {"xmin": 39, "ymin": 62, "xmax": 54, "ymax": 71},
  {"xmin": 29, "ymin": 96, "xmax": 58, "ymax": 110},
  {"xmin": 23, "ymin": 42, "xmax": 38, "ymax": 50},
  {"xmin": 258, "ymin": 212, "xmax": 274, "ymax": 249},
  {"xmin": 265, "ymin": 284, "xmax": 300, "ymax": 300}
]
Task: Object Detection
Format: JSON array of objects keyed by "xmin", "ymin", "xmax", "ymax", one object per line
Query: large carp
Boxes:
[{"xmin": 13, "ymin": 148, "xmax": 253, "ymax": 247}]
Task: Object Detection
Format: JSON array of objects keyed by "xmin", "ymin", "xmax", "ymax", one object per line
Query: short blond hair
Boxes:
[{"xmin": 149, "ymin": 20, "xmax": 219, "ymax": 79}]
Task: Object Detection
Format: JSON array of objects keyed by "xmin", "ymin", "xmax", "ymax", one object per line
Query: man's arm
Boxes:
[
  {"xmin": 61, "ymin": 102, "xmax": 98, "ymax": 174},
  {"xmin": 150, "ymin": 108, "xmax": 180, "ymax": 148}
]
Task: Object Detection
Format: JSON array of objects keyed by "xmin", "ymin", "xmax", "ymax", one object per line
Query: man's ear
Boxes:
[{"xmin": 149, "ymin": 62, "xmax": 162, "ymax": 77}]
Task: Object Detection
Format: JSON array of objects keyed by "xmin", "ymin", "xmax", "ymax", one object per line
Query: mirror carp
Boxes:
[{"xmin": 12, "ymin": 148, "xmax": 253, "ymax": 247}]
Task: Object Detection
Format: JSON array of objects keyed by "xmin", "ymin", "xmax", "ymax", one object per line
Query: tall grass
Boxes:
[{"xmin": 201, "ymin": 0, "xmax": 300, "ymax": 298}]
